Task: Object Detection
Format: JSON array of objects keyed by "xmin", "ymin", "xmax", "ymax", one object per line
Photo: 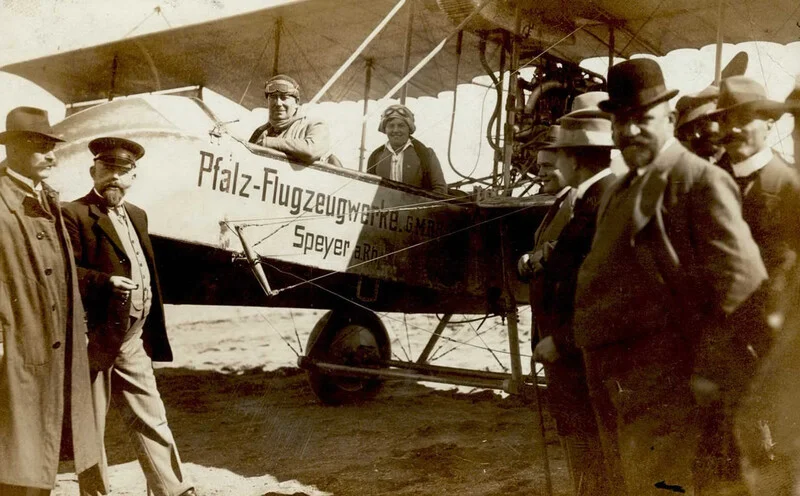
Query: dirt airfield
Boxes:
[{"xmin": 55, "ymin": 306, "xmax": 570, "ymax": 496}]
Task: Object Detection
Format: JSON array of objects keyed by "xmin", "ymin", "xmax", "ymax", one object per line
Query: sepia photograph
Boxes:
[{"xmin": 1, "ymin": 0, "xmax": 800, "ymax": 495}]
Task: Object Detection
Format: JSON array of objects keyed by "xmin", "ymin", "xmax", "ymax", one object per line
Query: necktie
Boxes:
[{"xmin": 734, "ymin": 173, "xmax": 756, "ymax": 196}]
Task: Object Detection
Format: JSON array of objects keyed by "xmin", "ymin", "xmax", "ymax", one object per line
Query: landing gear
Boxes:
[{"xmin": 302, "ymin": 309, "xmax": 391, "ymax": 405}]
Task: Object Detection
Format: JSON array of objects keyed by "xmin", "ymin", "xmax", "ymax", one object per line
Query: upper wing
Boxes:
[{"xmin": 2, "ymin": 0, "xmax": 797, "ymax": 107}]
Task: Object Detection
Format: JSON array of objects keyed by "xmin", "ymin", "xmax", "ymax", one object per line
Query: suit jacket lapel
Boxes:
[
  {"xmin": 87, "ymin": 195, "xmax": 127, "ymax": 258},
  {"xmin": 630, "ymin": 141, "xmax": 682, "ymax": 238},
  {"xmin": 127, "ymin": 206, "xmax": 155, "ymax": 263}
]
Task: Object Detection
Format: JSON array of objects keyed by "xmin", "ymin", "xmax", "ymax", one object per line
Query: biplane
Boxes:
[{"xmin": 2, "ymin": 0, "xmax": 798, "ymax": 405}]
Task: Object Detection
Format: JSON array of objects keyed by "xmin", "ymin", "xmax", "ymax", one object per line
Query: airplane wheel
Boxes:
[{"xmin": 305, "ymin": 310, "xmax": 390, "ymax": 405}]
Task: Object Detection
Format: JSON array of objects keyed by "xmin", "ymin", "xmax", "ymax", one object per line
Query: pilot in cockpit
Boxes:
[{"xmin": 249, "ymin": 74, "xmax": 337, "ymax": 165}]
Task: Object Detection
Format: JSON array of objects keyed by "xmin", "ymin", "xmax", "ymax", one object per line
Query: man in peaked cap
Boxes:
[
  {"xmin": 62, "ymin": 138, "xmax": 196, "ymax": 496},
  {"xmin": 249, "ymin": 74, "xmax": 333, "ymax": 164},
  {"xmin": 675, "ymin": 85, "xmax": 726, "ymax": 162},
  {"xmin": 572, "ymin": 59, "xmax": 766, "ymax": 495},
  {"xmin": 0, "ymin": 107, "xmax": 104, "ymax": 495},
  {"xmin": 531, "ymin": 92, "xmax": 619, "ymax": 495}
]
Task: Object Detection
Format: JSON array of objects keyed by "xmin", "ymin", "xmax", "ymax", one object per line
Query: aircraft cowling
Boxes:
[{"xmin": 429, "ymin": 0, "xmax": 576, "ymax": 48}]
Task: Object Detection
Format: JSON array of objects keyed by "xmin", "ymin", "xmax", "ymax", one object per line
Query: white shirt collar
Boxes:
[
  {"xmin": 387, "ymin": 139, "xmax": 412, "ymax": 155},
  {"xmin": 6, "ymin": 167, "xmax": 42, "ymax": 193},
  {"xmin": 636, "ymin": 137, "xmax": 677, "ymax": 176},
  {"xmin": 731, "ymin": 147, "xmax": 772, "ymax": 178},
  {"xmin": 576, "ymin": 168, "xmax": 614, "ymax": 200}
]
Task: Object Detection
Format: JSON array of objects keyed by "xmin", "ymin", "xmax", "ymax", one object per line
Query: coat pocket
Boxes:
[{"xmin": 0, "ymin": 280, "xmax": 53, "ymax": 366}]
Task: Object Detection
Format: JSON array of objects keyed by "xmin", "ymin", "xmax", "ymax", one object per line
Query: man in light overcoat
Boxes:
[{"xmin": 0, "ymin": 107, "xmax": 103, "ymax": 495}]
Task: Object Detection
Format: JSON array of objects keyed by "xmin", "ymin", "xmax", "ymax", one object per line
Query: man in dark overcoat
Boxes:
[
  {"xmin": 0, "ymin": 107, "xmax": 103, "ymax": 495},
  {"xmin": 62, "ymin": 137, "xmax": 195, "ymax": 496},
  {"xmin": 531, "ymin": 92, "xmax": 619, "ymax": 495},
  {"xmin": 731, "ymin": 76, "xmax": 800, "ymax": 496},
  {"xmin": 572, "ymin": 59, "xmax": 767, "ymax": 495}
]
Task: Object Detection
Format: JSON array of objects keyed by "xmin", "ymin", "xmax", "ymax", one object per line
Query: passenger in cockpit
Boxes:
[
  {"xmin": 249, "ymin": 74, "xmax": 335, "ymax": 165},
  {"xmin": 367, "ymin": 104, "xmax": 447, "ymax": 194}
]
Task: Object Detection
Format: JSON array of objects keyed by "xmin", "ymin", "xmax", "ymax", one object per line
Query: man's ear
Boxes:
[{"xmin": 89, "ymin": 165, "xmax": 96, "ymax": 179}]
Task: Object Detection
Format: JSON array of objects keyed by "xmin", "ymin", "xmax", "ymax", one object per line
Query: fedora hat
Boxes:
[
  {"xmin": 598, "ymin": 59, "xmax": 678, "ymax": 114},
  {"xmin": 676, "ymin": 85, "xmax": 719, "ymax": 131},
  {"xmin": 708, "ymin": 76, "xmax": 785, "ymax": 120},
  {"xmin": 785, "ymin": 74, "xmax": 800, "ymax": 114},
  {"xmin": 530, "ymin": 124, "xmax": 561, "ymax": 148},
  {"xmin": 545, "ymin": 92, "xmax": 613, "ymax": 148},
  {"xmin": 563, "ymin": 92, "xmax": 611, "ymax": 119},
  {"xmin": 0, "ymin": 106, "xmax": 64, "ymax": 145},
  {"xmin": 89, "ymin": 137, "xmax": 145, "ymax": 169}
]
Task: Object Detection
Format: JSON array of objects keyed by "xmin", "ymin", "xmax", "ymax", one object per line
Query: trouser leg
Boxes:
[{"xmin": 111, "ymin": 325, "xmax": 191, "ymax": 496}]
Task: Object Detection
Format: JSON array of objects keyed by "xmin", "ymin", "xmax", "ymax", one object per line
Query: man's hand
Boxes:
[
  {"xmin": 109, "ymin": 276, "xmax": 137, "ymax": 295},
  {"xmin": 533, "ymin": 336, "xmax": 560, "ymax": 364},
  {"xmin": 691, "ymin": 374, "xmax": 721, "ymax": 406},
  {"xmin": 518, "ymin": 250, "xmax": 545, "ymax": 279}
]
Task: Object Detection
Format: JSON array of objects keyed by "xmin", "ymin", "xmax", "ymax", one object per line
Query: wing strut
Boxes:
[
  {"xmin": 309, "ymin": 0, "xmax": 408, "ymax": 105},
  {"xmin": 358, "ymin": 59, "xmax": 374, "ymax": 172},
  {"xmin": 380, "ymin": 0, "xmax": 497, "ymax": 102},
  {"xmin": 714, "ymin": 0, "xmax": 725, "ymax": 85},
  {"xmin": 235, "ymin": 226, "xmax": 278, "ymax": 297},
  {"xmin": 400, "ymin": 0, "xmax": 417, "ymax": 104}
]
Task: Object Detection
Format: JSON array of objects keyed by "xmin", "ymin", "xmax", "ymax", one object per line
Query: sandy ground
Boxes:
[{"xmin": 55, "ymin": 306, "xmax": 569, "ymax": 496}]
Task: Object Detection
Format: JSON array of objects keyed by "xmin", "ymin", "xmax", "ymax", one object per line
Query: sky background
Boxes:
[{"xmin": 1, "ymin": 0, "xmax": 799, "ymax": 180}]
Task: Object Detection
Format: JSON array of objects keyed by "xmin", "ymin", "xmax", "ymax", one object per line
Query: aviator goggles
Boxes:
[
  {"xmin": 264, "ymin": 79, "xmax": 300, "ymax": 99},
  {"xmin": 381, "ymin": 105, "xmax": 413, "ymax": 120}
]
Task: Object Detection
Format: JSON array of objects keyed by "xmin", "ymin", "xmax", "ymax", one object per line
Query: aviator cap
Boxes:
[
  {"xmin": 379, "ymin": 104, "xmax": 416, "ymax": 134},
  {"xmin": 89, "ymin": 137, "xmax": 145, "ymax": 168}
]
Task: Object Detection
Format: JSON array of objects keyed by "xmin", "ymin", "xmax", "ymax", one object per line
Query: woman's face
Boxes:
[{"xmin": 386, "ymin": 119, "xmax": 411, "ymax": 149}]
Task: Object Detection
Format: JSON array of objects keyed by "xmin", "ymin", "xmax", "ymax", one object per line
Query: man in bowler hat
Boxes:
[
  {"xmin": 572, "ymin": 59, "xmax": 766, "ymax": 495},
  {"xmin": 62, "ymin": 137, "xmax": 196, "ymax": 496},
  {"xmin": 531, "ymin": 92, "xmax": 618, "ymax": 495},
  {"xmin": 0, "ymin": 107, "xmax": 103, "ymax": 495}
]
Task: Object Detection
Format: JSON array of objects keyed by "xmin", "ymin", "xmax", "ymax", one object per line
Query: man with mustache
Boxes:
[
  {"xmin": 249, "ymin": 74, "xmax": 333, "ymax": 164},
  {"xmin": 709, "ymin": 76, "xmax": 800, "ymax": 495},
  {"xmin": 62, "ymin": 138, "xmax": 196, "ymax": 496},
  {"xmin": 675, "ymin": 85, "xmax": 726, "ymax": 162},
  {"xmin": 572, "ymin": 59, "xmax": 766, "ymax": 495},
  {"xmin": 0, "ymin": 107, "xmax": 103, "ymax": 495}
]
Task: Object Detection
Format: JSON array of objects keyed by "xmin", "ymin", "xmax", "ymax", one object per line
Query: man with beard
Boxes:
[
  {"xmin": 572, "ymin": 59, "xmax": 766, "ymax": 495},
  {"xmin": 0, "ymin": 107, "xmax": 103, "ymax": 495},
  {"xmin": 675, "ymin": 85, "xmax": 726, "ymax": 162},
  {"xmin": 249, "ymin": 74, "xmax": 332, "ymax": 164},
  {"xmin": 531, "ymin": 92, "xmax": 617, "ymax": 495},
  {"xmin": 62, "ymin": 138, "xmax": 196, "ymax": 496}
]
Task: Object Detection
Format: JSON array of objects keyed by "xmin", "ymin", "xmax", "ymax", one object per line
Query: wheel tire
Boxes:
[{"xmin": 305, "ymin": 311, "xmax": 389, "ymax": 405}]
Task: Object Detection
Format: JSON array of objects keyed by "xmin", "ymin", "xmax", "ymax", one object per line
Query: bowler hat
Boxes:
[
  {"xmin": 676, "ymin": 85, "xmax": 719, "ymax": 131},
  {"xmin": 545, "ymin": 92, "xmax": 614, "ymax": 149},
  {"xmin": 89, "ymin": 137, "xmax": 145, "ymax": 168},
  {"xmin": 708, "ymin": 76, "xmax": 785, "ymax": 121},
  {"xmin": 598, "ymin": 59, "xmax": 678, "ymax": 114},
  {"xmin": 0, "ymin": 106, "xmax": 64, "ymax": 145}
]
